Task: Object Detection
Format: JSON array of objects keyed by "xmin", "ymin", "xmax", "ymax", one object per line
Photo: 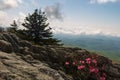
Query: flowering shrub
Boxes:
[{"xmin": 64, "ymin": 53, "xmax": 107, "ymax": 80}]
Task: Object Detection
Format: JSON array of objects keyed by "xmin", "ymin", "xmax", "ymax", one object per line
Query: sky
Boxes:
[{"xmin": 0, "ymin": 0, "xmax": 120, "ymax": 36}]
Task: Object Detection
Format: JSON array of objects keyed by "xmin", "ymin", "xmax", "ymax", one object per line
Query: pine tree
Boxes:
[
  {"xmin": 11, "ymin": 20, "xmax": 18, "ymax": 30},
  {"xmin": 22, "ymin": 9, "xmax": 60, "ymax": 45},
  {"xmin": 7, "ymin": 20, "xmax": 18, "ymax": 33}
]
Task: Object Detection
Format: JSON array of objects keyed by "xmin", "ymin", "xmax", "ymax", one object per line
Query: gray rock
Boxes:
[
  {"xmin": 3, "ymin": 33, "xmax": 20, "ymax": 52},
  {"xmin": 0, "ymin": 40, "xmax": 13, "ymax": 53},
  {"xmin": 19, "ymin": 40, "xmax": 32, "ymax": 47},
  {"xmin": 0, "ymin": 33, "xmax": 20, "ymax": 52},
  {"xmin": 109, "ymin": 66, "xmax": 120, "ymax": 77},
  {"xmin": 0, "ymin": 51, "xmax": 67, "ymax": 80}
]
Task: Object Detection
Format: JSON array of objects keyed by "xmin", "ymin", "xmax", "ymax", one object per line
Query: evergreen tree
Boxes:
[
  {"xmin": 11, "ymin": 20, "xmax": 18, "ymax": 30},
  {"xmin": 22, "ymin": 9, "xmax": 60, "ymax": 45},
  {"xmin": 8, "ymin": 20, "xmax": 18, "ymax": 32}
]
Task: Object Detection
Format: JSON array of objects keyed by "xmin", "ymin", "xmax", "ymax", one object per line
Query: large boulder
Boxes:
[
  {"xmin": 0, "ymin": 51, "xmax": 71, "ymax": 80},
  {"xmin": 0, "ymin": 33, "xmax": 20, "ymax": 52},
  {"xmin": 0, "ymin": 40, "xmax": 13, "ymax": 53}
]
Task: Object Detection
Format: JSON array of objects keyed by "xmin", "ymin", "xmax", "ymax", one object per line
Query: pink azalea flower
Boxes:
[
  {"xmin": 89, "ymin": 67, "xmax": 99, "ymax": 74},
  {"xmin": 81, "ymin": 61, "xmax": 85, "ymax": 63},
  {"xmin": 65, "ymin": 62, "xmax": 69, "ymax": 65},
  {"xmin": 72, "ymin": 62, "xmax": 76, "ymax": 65},
  {"xmin": 78, "ymin": 65, "xmax": 85, "ymax": 70},
  {"xmin": 92, "ymin": 59, "xmax": 97, "ymax": 64},
  {"xmin": 86, "ymin": 60, "xmax": 91, "ymax": 64},
  {"xmin": 80, "ymin": 60, "xmax": 82, "ymax": 63},
  {"xmin": 85, "ymin": 58, "xmax": 91, "ymax": 64},
  {"xmin": 80, "ymin": 60, "xmax": 85, "ymax": 64},
  {"xmin": 85, "ymin": 58, "xmax": 91, "ymax": 61},
  {"xmin": 99, "ymin": 76, "xmax": 106, "ymax": 80}
]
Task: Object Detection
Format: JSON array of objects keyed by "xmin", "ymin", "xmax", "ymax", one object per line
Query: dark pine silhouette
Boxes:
[
  {"xmin": 10, "ymin": 9, "xmax": 61, "ymax": 45},
  {"xmin": 8, "ymin": 20, "xmax": 18, "ymax": 33}
]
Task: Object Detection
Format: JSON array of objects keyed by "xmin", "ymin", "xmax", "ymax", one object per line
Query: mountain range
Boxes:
[{"xmin": 54, "ymin": 34, "xmax": 120, "ymax": 62}]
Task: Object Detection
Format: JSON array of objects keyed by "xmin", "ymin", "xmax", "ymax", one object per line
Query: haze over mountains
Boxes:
[{"xmin": 54, "ymin": 33, "xmax": 120, "ymax": 61}]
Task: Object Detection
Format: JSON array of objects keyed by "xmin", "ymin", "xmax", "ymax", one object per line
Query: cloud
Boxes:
[
  {"xmin": 19, "ymin": 12, "xmax": 26, "ymax": 19},
  {"xmin": 0, "ymin": 10, "xmax": 7, "ymax": 18},
  {"xmin": 15, "ymin": 12, "xmax": 26, "ymax": 25},
  {"xmin": 43, "ymin": 3, "xmax": 63, "ymax": 20},
  {"xmin": 0, "ymin": 0, "xmax": 24, "ymax": 27},
  {"xmin": 0, "ymin": 10, "xmax": 26, "ymax": 28},
  {"xmin": 52, "ymin": 23, "xmax": 119, "ymax": 36},
  {"xmin": 0, "ymin": 0, "xmax": 23, "ymax": 10},
  {"xmin": 0, "ymin": 10, "xmax": 8, "ymax": 25},
  {"xmin": 0, "ymin": 10, "xmax": 18, "ymax": 27},
  {"xmin": 17, "ymin": 12, "xmax": 26, "ymax": 29},
  {"xmin": 90, "ymin": 0, "xmax": 119, "ymax": 4}
]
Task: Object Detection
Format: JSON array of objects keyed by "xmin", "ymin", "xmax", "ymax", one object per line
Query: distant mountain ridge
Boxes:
[{"xmin": 54, "ymin": 34, "xmax": 120, "ymax": 61}]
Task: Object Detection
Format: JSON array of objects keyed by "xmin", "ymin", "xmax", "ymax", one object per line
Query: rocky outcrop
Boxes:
[
  {"xmin": 108, "ymin": 64, "xmax": 120, "ymax": 80},
  {"xmin": 0, "ymin": 33, "xmax": 73, "ymax": 80},
  {"xmin": 0, "ymin": 33, "xmax": 19, "ymax": 52},
  {"xmin": 0, "ymin": 32, "xmax": 120, "ymax": 80},
  {"xmin": 0, "ymin": 51, "xmax": 70, "ymax": 80},
  {"xmin": 0, "ymin": 40, "xmax": 13, "ymax": 53}
]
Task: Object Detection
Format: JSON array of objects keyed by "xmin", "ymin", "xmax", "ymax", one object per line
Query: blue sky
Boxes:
[{"xmin": 0, "ymin": 0, "xmax": 120, "ymax": 36}]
